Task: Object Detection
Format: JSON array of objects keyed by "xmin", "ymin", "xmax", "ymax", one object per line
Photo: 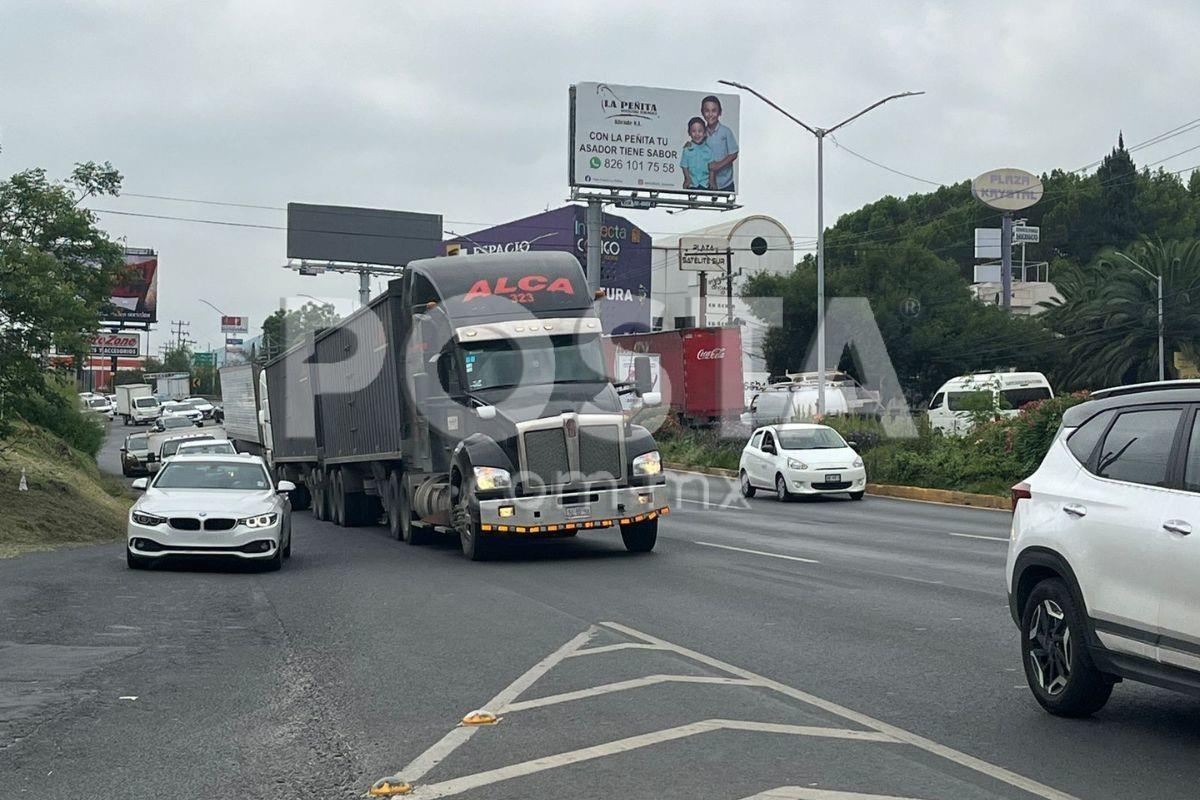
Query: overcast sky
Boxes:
[{"xmin": 3, "ymin": 0, "xmax": 1198, "ymax": 351}]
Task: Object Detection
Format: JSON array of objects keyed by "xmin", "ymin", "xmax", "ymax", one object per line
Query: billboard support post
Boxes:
[
  {"xmin": 1000, "ymin": 213, "xmax": 1013, "ymax": 311},
  {"xmin": 725, "ymin": 250, "xmax": 734, "ymax": 326},
  {"xmin": 359, "ymin": 270, "xmax": 371, "ymax": 308},
  {"xmin": 698, "ymin": 271, "xmax": 707, "ymax": 328},
  {"xmin": 585, "ymin": 199, "xmax": 603, "ymax": 294}
]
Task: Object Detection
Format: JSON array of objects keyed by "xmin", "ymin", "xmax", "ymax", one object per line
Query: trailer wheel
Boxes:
[
  {"xmin": 290, "ymin": 483, "xmax": 312, "ymax": 512},
  {"xmin": 331, "ymin": 470, "xmax": 347, "ymax": 527},
  {"xmin": 390, "ymin": 471, "xmax": 430, "ymax": 545},
  {"xmin": 311, "ymin": 474, "xmax": 328, "ymax": 522},
  {"xmin": 453, "ymin": 477, "xmax": 492, "ymax": 561}
]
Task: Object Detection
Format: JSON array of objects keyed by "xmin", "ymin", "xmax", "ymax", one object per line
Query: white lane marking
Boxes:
[
  {"xmin": 566, "ymin": 642, "xmax": 667, "ymax": 658},
  {"xmin": 601, "ymin": 622, "xmax": 1080, "ymax": 800},
  {"xmin": 694, "ymin": 541, "xmax": 820, "ymax": 564},
  {"xmin": 678, "ymin": 497, "xmax": 748, "ymax": 510},
  {"xmin": 376, "ymin": 627, "xmax": 596, "ymax": 787},
  {"xmin": 502, "ymin": 675, "xmax": 758, "ymax": 713},
  {"xmin": 409, "ymin": 720, "xmax": 894, "ymax": 799},
  {"xmin": 741, "ymin": 787, "xmax": 928, "ymax": 800},
  {"xmin": 948, "ymin": 532, "xmax": 1009, "ymax": 542}
]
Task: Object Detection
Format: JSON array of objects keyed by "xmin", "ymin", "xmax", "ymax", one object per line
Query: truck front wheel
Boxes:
[
  {"xmin": 620, "ymin": 518, "xmax": 658, "ymax": 553},
  {"xmin": 452, "ymin": 478, "xmax": 492, "ymax": 561}
]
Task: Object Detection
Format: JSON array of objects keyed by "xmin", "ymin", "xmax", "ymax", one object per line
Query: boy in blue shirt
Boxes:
[{"xmin": 679, "ymin": 117, "xmax": 713, "ymax": 190}]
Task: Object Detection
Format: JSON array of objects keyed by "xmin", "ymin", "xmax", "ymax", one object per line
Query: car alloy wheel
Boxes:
[{"xmin": 1028, "ymin": 598, "xmax": 1071, "ymax": 696}]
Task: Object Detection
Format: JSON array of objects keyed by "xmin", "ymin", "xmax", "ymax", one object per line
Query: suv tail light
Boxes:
[{"xmin": 1011, "ymin": 481, "xmax": 1032, "ymax": 512}]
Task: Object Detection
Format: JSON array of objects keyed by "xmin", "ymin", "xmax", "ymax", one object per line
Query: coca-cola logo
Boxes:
[{"xmin": 696, "ymin": 347, "xmax": 726, "ymax": 360}]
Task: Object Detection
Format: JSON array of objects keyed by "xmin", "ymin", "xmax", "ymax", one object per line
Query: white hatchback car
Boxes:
[
  {"xmin": 1008, "ymin": 381, "xmax": 1200, "ymax": 716},
  {"xmin": 739, "ymin": 423, "xmax": 866, "ymax": 501},
  {"xmin": 128, "ymin": 454, "xmax": 294, "ymax": 570}
]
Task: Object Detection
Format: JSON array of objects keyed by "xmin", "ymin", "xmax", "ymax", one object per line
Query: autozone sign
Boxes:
[
  {"xmin": 90, "ymin": 332, "xmax": 140, "ymax": 357},
  {"xmin": 695, "ymin": 347, "xmax": 726, "ymax": 360}
]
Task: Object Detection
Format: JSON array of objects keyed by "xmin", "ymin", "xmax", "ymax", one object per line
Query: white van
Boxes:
[
  {"xmin": 744, "ymin": 373, "xmax": 883, "ymax": 426},
  {"xmin": 927, "ymin": 371, "xmax": 1052, "ymax": 435}
]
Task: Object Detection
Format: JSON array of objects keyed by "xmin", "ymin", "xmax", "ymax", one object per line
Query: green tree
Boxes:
[
  {"xmin": 1094, "ymin": 133, "xmax": 1140, "ymax": 248},
  {"xmin": 160, "ymin": 345, "xmax": 193, "ymax": 375},
  {"xmin": 259, "ymin": 302, "xmax": 341, "ymax": 362},
  {"xmin": 1041, "ymin": 239, "xmax": 1200, "ymax": 387},
  {"xmin": 0, "ymin": 158, "xmax": 124, "ymax": 431}
]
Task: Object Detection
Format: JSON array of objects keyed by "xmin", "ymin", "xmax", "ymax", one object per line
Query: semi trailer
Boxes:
[{"xmin": 263, "ymin": 251, "xmax": 669, "ymax": 559}]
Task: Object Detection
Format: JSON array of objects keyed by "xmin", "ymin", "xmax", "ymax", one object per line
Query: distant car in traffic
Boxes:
[
  {"xmin": 152, "ymin": 415, "xmax": 201, "ymax": 433},
  {"xmin": 120, "ymin": 431, "xmax": 151, "ymax": 476},
  {"xmin": 84, "ymin": 396, "xmax": 115, "ymax": 416},
  {"xmin": 212, "ymin": 404, "xmax": 224, "ymax": 424},
  {"xmin": 743, "ymin": 372, "xmax": 882, "ymax": 427},
  {"xmin": 1008, "ymin": 380, "xmax": 1200, "ymax": 717},
  {"xmin": 147, "ymin": 433, "xmax": 214, "ymax": 473},
  {"xmin": 127, "ymin": 454, "xmax": 294, "ymax": 570},
  {"xmin": 183, "ymin": 396, "xmax": 215, "ymax": 419},
  {"xmin": 739, "ymin": 423, "xmax": 866, "ymax": 501},
  {"xmin": 174, "ymin": 439, "xmax": 237, "ymax": 457},
  {"xmin": 160, "ymin": 400, "xmax": 203, "ymax": 425}
]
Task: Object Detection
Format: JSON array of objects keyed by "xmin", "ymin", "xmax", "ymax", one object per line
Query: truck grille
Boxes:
[
  {"xmin": 522, "ymin": 428, "xmax": 569, "ymax": 487},
  {"xmin": 579, "ymin": 425, "xmax": 622, "ymax": 482}
]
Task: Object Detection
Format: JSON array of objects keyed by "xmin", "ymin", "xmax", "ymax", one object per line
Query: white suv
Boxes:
[{"xmin": 1007, "ymin": 381, "xmax": 1200, "ymax": 716}]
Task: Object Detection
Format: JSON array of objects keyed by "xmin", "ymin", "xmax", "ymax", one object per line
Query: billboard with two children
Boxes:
[{"xmin": 570, "ymin": 82, "xmax": 740, "ymax": 195}]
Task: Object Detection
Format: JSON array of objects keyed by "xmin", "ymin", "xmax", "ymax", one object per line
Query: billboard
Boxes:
[
  {"xmin": 106, "ymin": 248, "xmax": 158, "ymax": 323},
  {"xmin": 220, "ymin": 315, "xmax": 249, "ymax": 333},
  {"xmin": 89, "ymin": 331, "xmax": 140, "ymax": 357},
  {"xmin": 570, "ymin": 82, "xmax": 740, "ymax": 195},
  {"xmin": 287, "ymin": 203, "xmax": 443, "ymax": 267},
  {"xmin": 445, "ymin": 205, "xmax": 652, "ymax": 334}
]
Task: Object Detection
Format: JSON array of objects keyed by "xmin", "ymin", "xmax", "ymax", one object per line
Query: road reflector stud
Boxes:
[
  {"xmin": 368, "ymin": 779, "xmax": 413, "ymax": 796},
  {"xmin": 461, "ymin": 709, "xmax": 501, "ymax": 726}
]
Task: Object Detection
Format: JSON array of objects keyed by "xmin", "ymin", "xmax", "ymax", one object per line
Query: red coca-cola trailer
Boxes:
[{"xmin": 606, "ymin": 327, "xmax": 745, "ymax": 425}]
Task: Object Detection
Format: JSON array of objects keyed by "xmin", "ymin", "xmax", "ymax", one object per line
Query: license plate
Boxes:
[
  {"xmin": 564, "ymin": 505, "xmax": 591, "ymax": 520},
  {"xmin": 825, "ymin": 473, "xmax": 841, "ymax": 483}
]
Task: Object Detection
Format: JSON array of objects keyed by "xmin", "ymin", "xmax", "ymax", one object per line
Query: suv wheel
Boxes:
[{"xmin": 1021, "ymin": 578, "xmax": 1114, "ymax": 717}]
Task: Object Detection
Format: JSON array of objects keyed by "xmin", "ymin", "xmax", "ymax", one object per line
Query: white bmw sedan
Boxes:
[
  {"xmin": 127, "ymin": 454, "xmax": 294, "ymax": 570},
  {"xmin": 739, "ymin": 423, "xmax": 867, "ymax": 501}
]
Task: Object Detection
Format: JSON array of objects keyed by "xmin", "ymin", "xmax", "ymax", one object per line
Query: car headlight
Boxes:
[
  {"xmin": 853, "ymin": 457, "xmax": 864, "ymax": 468},
  {"xmin": 132, "ymin": 510, "xmax": 166, "ymax": 526},
  {"xmin": 239, "ymin": 513, "xmax": 278, "ymax": 529},
  {"xmin": 473, "ymin": 466, "xmax": 512, "ymax": 491},
  {"xmin": 787, "ymin": 457, "xmax": 809, "ymax": 471},
  {"xmin": 632, "ymin": 451, "xmax": 662, "ymax": 476}
]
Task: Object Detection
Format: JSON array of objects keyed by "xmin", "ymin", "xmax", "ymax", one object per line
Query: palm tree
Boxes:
[{"xmin": 1041, "ymin": 239, "xmax": 1200, "ymax": 388}]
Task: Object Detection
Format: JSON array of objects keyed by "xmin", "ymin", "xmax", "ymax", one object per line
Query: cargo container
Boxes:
[
  {"xmin": 262, "ymin": 252, "xmax": 668, "ymax": 560},
  {"xmin": 607, "ymin": 327, "xmax": 745, "ymax": 425},
  {"xmin": 218, "ymin": 363, "xmax": 264, "ymax": 451}
]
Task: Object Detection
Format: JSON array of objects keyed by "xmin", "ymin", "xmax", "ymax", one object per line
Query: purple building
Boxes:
[{"xmin": 445, "ymin": 205, "xmax": 651, "ymax": 334}]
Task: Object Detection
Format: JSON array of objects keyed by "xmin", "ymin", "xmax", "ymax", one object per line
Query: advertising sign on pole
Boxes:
[
  {"xmin": 971, "ymin": 168, "xmax": 1044, "ymax": 211},
  {"xmin": 570, "ymin": 82, "xmax": 741, "ymax": 196},
  {"xmin": 220, "ymin": 315, "xmax": 249, "ymax": 334},
  {"xmin": 1012, "ymin": 225, "xmax": 1040, "ymax": 243},
  {"xmin": 678, "ymin": 236, "xmax": 729, "ymax": 271},
  {"xmin": 105, "ymin": 248, "xmax": 158, "ymax": 323},
  {"xmin": 89, "ymin": 332, "xmax": 140, "ymax": 357}
]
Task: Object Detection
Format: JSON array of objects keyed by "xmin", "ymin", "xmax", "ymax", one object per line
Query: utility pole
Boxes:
[
  {"xmin": 1112, "ymin": 251, "xmax": 1166, "ymax": 382},
  {"xmin": 720, "ymin": 80, "xmax": 923, "ymax": 416}
]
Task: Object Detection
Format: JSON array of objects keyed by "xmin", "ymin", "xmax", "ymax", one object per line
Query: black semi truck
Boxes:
[{"xmin": 263, "ymin": 251, "xmax": 668, "ymax": 559}]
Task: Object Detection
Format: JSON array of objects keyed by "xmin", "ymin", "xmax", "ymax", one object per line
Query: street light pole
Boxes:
[
  {"xmin": 1113, "ymin": 252, "xmax": 1165, "ymax": 382},
  {"xmin": 719, "ymin": 81, "xmax": 923, "ymax": 415}
]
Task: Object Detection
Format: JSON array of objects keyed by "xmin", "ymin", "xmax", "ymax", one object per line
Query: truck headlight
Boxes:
[
  {"xmin": 132, "ymin": 510, "xmax": 166, "ymax": 526},
  {"xmin": 239, "ymin": 513, "xmax": 278, "ymax": 529},
  {"xmin": 473, "ymin": 466, "xmax": 512, "ymax": 491},
  {"xmin": 787, "ymin": 457, "xmax": 809, "ymax": 471},
  {"xmin": 632, "ymin": 451, "xmax": 662, "ymax": 477}
]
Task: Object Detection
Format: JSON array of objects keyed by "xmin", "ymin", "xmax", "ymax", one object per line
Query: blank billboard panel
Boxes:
[{"xmin": 287, "ymin": 203, "xmax": 443, "ymax": 266}]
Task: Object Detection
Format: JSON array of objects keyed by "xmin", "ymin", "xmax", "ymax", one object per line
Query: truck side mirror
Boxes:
[
  {"xmin": 642, "ymin": 392, "xmax": 662, "ymax": 408},
  {"xmin": 633, "ymin": 355, "xmax": 652, "ymax": 395}
]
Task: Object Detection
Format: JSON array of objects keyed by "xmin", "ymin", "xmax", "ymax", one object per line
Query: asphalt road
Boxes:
[{"xmin": 3, "ymin": 424, "xmax": 1199, "ymax": 799}]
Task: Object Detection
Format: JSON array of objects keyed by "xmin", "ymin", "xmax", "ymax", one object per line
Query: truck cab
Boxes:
[{"xmin": 400, "ymin": 253, "xmax": 668, "ymax": 558}]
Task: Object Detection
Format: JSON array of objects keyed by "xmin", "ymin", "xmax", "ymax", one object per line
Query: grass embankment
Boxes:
[{"xmin": 0, "ymin": 421, "xmax": 133, "ymax": 557}]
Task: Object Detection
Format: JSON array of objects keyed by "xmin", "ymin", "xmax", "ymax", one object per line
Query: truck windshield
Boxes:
[
  {"xmin": 461, "ymin": 334, "xmax": 606, "ymax": 392},
  {"xmin": 134, "ymin": 397, "xmax": 159, "ymax": 408}
]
